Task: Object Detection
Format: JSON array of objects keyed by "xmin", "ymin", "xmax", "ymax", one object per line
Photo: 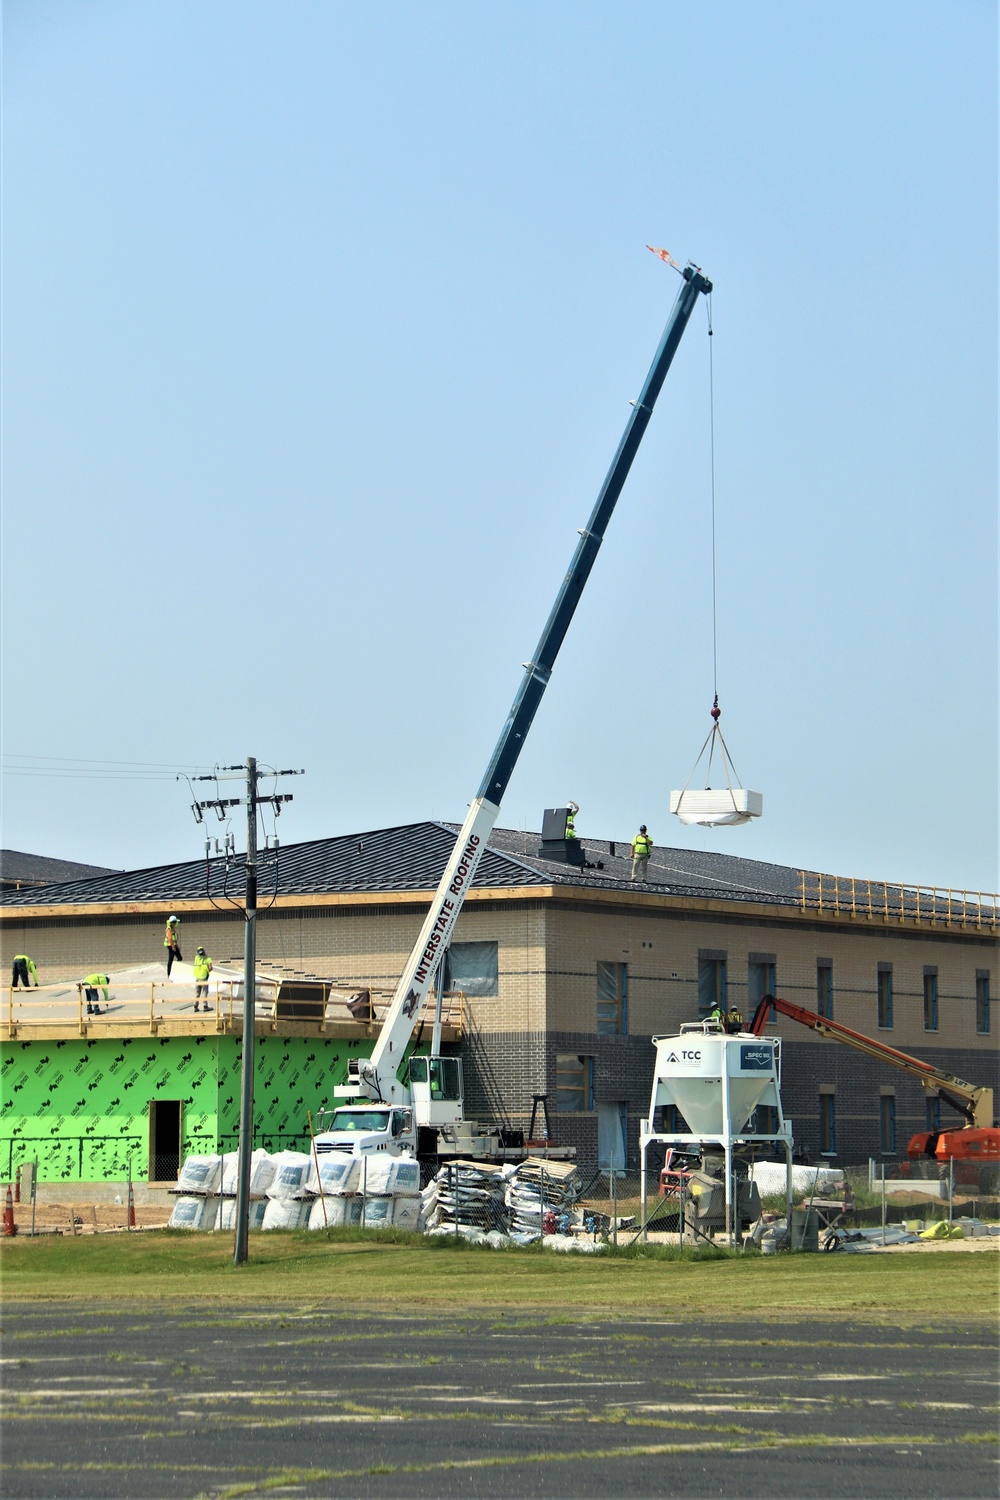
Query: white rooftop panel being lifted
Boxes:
[{"xmin": 669, "ymin": 788, "xmax": 763, "ymax": 827}]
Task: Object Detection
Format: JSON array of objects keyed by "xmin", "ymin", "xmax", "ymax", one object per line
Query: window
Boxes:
[
  {"xmin": 746, "ymin": 960, "xmax": 779, "ymax": 1008},
  {"xmin": 443, "ymin": 941, "xmax": 498, "ymax": 997},
  {"xmin": 880, "ymin": 1094, "xmax": 896, "ymax": 1155},
  {"xmin": 555, "ymin": 1054, "xmax": 593, "ymax": 1113},
  {"xmin": 976, "ymin": 972, "xmax": 990, "ymax": 1034},
  {"xmin": 817, "ymin": 961, "xmax": 833, "ymax": 1020},
  {"xmin": 597, "ymin": 961, "xmax": 628, "ymax": 1036},
  {"xmin": 698, "ymin": 953, "xmax": 727, "ymax": 1016},
  {"xmin": 923, "ymin": 970, "xmax": 938, "ymax": 1032},
  {"xmin": 926, "ymin": 1096, "xmax": 941, "ymax": 1133},
  {"xmin": 819, "ymin": 1094, "xmax": 835, "ymax": 1155},
  {"xmin": 877, "ymin": 965, "xmax": 893, "ymax": 1029}
]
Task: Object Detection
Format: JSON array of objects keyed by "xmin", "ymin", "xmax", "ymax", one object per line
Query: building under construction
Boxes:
[{"xmin": 1, "ymin": 822, "xmax": 995, "ymax": 1184}]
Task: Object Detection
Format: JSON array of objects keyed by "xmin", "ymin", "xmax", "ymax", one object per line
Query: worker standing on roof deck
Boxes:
[
  {"xmin": 630, "ymin": 825, "xmax": 653, "ymax": 882},
  {"xmin": 164, "ymin": 915, "xmax": 182, "ymax": 976},
  {"xmin": 565, "ymin": 802, "xmax": 579, "ymax": 840},
  {"xmin": 83, "ymin": 973, "xmax": 109, "ymax": 1015},
  {"xmin": 11, "ymin": 954, "xmax": 38, "ymax": 988},
  {"xmin": 193, "ymin": 947, "xmax": 213, "ymax": 1012}
]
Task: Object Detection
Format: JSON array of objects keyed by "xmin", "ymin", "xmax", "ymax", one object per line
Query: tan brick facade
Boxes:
[{"xmin": 2, "ymin": 886, "xmax": 996, "ymax": 1171}]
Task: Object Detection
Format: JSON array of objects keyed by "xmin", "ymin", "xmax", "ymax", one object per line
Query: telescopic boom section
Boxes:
[
  {"xmin": 358, "ymin": 265, "xmax": 713, "ymax": 1099},
  {"xmin": 749, "ymin": 994, "xmax": 994, "ymax": 1129}
]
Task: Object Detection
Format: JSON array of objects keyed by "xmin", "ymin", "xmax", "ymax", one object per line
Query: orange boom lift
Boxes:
[{"xmin": 749, "ymin": 995, "xmax": 998, "ymax": 1165}]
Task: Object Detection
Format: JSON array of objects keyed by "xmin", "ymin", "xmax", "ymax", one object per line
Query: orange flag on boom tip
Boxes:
[{"xmin": 646, "ymin": 245, "xmax": 678, "ymax": 267}]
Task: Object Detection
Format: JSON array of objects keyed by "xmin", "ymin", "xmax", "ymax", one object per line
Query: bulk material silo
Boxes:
[{"xmin": 639, "ymin": 1019, "xmax": 794, "ymax": 1244}]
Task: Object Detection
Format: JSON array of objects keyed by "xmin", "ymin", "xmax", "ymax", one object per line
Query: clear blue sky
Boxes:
[{"xmin": 2, "ymin": 1, "xmax": 996, "ymax": 892}]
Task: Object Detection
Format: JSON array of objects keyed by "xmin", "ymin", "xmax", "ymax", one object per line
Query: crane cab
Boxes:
[{"xmin": 408, "ymin": 1055, "xmax": 465, "ymax": 1129}]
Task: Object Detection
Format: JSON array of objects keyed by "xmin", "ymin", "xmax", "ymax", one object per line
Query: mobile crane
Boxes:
[
  {"xmin": 317, "ymin": 263, "xmax": 714, "ymax": 1165},
  {"xmin": 749, "ymin": 994, "xmax": 998, "ymax": 1164}
]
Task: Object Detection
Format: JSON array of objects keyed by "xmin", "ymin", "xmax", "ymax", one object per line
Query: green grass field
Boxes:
[{"xmin": 2, "ymin": 1229, "xmax": 996, "ymax": 1321}]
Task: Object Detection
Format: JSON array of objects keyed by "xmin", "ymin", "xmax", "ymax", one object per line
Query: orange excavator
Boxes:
[{"xmin": 749, "ymin": 994, "xmax": 998, "ymax": 1164}]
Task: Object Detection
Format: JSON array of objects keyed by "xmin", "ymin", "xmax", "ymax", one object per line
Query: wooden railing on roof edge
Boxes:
[{"xmin": 799, "ymin": 871, "xmax": 998, "ymax": 932}]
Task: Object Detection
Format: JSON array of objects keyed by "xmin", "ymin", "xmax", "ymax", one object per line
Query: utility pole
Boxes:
[
  {"xmin": 186, "ymin": 759, "xmax": 303, "ymax": 1265},
  {"xmin": 235, "ymin": 756, "xmax": 258, "ymax": 1266}
]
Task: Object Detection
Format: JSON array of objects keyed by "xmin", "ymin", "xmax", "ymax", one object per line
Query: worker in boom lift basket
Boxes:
[{"xmin": 631, "ymin": 825, "xmax": 653, "ymax": 881}]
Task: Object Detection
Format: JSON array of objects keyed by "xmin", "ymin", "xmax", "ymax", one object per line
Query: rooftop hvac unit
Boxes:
[{"xmin": 669, "ymin": 788, "xmax": 763, "ymax": 827}]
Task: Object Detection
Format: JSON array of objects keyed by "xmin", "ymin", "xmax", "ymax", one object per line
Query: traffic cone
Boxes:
[
  {"xmin": 4, "ymin": 1185, "xmax": 16, "ymax": 1237},
  {"xmin": 127, "ymin": 1180, "xmax": 136, "ymax": 1229},
  {"xmin": 14, "ymin": 1165, "xmax": 20, "ymax": 1203}
]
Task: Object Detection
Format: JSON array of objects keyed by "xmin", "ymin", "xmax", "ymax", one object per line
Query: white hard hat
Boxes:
[{"xmin": 168, "ymin": 915, "xmax": 178, "ymax": 923}]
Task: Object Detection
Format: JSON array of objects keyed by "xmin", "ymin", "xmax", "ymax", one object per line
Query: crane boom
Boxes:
[
  {"xmin": 356, "ymin": 264, "xmax": 713, "ymax": 1101},
  {"xmin": 749, "ymin": 993, "xmax": 994, "ymax": 1129}
]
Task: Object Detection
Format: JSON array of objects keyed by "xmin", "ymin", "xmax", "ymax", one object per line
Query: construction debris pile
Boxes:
[{"xmin": 421, "ymin": 1156, "xmax": 594, "ymax": 1247}]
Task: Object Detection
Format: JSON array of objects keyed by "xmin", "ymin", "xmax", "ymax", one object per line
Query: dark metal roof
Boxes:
[
  {"xmin": 0, "ymin": 821, "xmax": 806, "ymax": 909},
  {"xmin": 0, "ymin": 849, "xmax": 117, "ymax": 889}
]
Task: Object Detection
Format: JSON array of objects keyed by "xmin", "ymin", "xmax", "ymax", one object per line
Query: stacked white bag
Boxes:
[
  {"xmin": 262, "ymin": 1150, "xmax": 313, "ymax": 1230},
  {"xmin": 169, "ymin": 1153, "xmax": 222, "ymax": 1230},
  {"xmin": 307, "ymin": 1152, "xmax": 421, "ymax": 1230},
  {"xmin": 171, "ymin": 1146, "xmax": 423, "ymax": 1232}
]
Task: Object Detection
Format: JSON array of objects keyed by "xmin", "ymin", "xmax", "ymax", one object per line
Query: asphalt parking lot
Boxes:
[{"xmin": 2, "ymin": 1303, "xmax": 997, "ymax": 1499}]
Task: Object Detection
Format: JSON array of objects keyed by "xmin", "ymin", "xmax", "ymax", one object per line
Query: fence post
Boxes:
[
  {"xmin": 611, "ymin": 1165, "xmax": 618, "ymax": 1248},
  {"xmin": 362, "ymin": 1155, "xmax": 367, "ymax": 1228},
  {"xmin": 539, "ymin": 1166, "xmax": 545, "ymax": 1241},
  {"xmin": 948, "ymin": 1156, "xmax": 954, "ymax": 1229},
  {"xmin": 881, "ymin": 1169, "xmax": 886, "ymax": 1246}
]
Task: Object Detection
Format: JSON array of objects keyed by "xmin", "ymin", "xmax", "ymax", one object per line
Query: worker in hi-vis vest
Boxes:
[
  {"xmin": 193, "ymin": 947, "xmax": 213, "ymax": 1012},
  {"xmin": 164, "ymin": 915, "xmax": 182, "ymax": 976},
  {"xmin": 708, "ymin": 1000, "xmax": 725, "ymax": 1028},
  {"xmin": 630, "ymin": 825, "xmax": 653, "ymax": 882},
  {"xmin": 11, "ymin": 954, "xmax": 38, "ymax": 988},
  {"xmin": 565, "ymin": 802, "xmax": 579, "ymax": 840},
  {"xmin": 83, "ymin": 973, "xmax": 109, "ymax": 1015}
]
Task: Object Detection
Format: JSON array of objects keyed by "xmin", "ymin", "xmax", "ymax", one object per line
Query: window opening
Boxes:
[
  {"xmin": 976, "ymin": 973, "xmax": 990, "ymax": 1034},
  {"xmin": 698, "ymin": 956, "xmax": 727, "ymax": 1016},
  {"xmin": 749, "ymin": 960, "xmax": 776, "ymax": 1015},
  {"xmin": 877, "ymin": 967, "xmax": 893, "ymax": 1029},
  {"xmin": 923, "ymin": 971, "xmax": 938, "ymax": 1032},
  {"xmin": 443, "ymin": 941, "xmax": 498, "ymax": 997},
  {"xmin": 556, "ymin": 1055, "xmax": 594, "ymax": 1113},
  {"xmin": 597, "ymin": 961, "xmax": 628, "ymax": 1036},
  {"xmin": 819, "ymin": 1094, "xmax": 835, "ymax": 1155},
  {"xmin": 817, "ymin": 962, "xmax": 833, "ymax": 1020},
  {"xmin": 880, "ymin": 1095, "xmax": 896, "ymax": 1155}
]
